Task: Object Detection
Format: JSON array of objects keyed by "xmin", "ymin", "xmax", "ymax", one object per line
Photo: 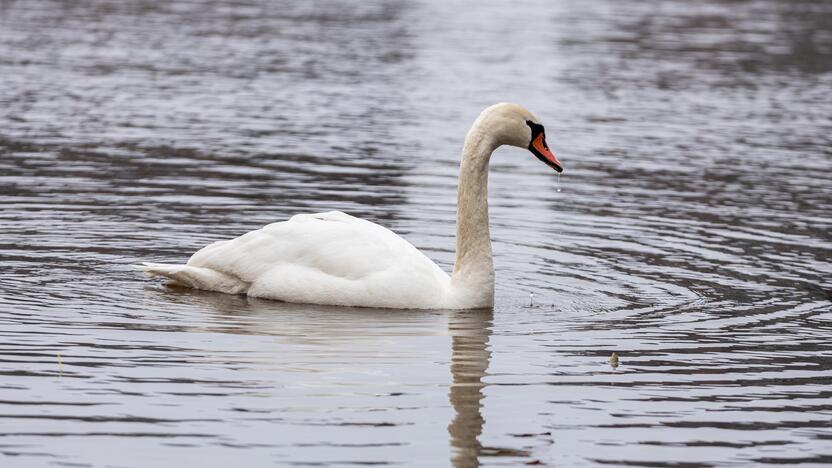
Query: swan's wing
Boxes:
[{"xmin": 186, "ymin": 211, "xmax": 449, "ymax": 306}]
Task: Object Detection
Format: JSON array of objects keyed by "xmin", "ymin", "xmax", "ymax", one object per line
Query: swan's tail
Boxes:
[{"xmin": 135, "ymin": 262, "xmax": 249, "ymax": 294}]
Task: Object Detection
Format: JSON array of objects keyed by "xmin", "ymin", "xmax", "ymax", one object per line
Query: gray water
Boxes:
[{"xmin": 1, "ymin": 0, "xmax": 831, "ymax": 466}]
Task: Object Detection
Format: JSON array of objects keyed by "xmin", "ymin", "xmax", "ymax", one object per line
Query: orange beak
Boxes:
[{"xmin": 530, "ymin": 132, "xmax": 563, "ymax": 173}]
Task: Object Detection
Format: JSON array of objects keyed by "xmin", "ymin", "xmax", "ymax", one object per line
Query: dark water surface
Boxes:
[{"xmin": 1, "ymin": 0, "xmax": 831, "ymax": 466}]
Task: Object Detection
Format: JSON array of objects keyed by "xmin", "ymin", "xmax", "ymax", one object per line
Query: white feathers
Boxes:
[{"xmin": 140, "ymin": 211, "xmax": 451, "ymax": 308}]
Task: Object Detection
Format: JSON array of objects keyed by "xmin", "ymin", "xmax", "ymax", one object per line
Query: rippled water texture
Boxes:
[{"xmin": 1, "ymin": 0, "xmax": 831, "ymax": 466}]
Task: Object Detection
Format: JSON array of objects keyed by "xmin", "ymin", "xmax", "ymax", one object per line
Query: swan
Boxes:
[{"xmin": 138, "ymin": 103, "xmax": 564, "ymax": 309}]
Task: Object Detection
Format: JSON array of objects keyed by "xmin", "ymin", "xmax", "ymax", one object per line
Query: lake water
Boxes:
[{"xmin": 1, "ymin": 0, "xmax": 831, "ymax": 466}]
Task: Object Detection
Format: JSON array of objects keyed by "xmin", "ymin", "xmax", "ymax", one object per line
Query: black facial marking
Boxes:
[{"xmin": 526, "ymin": 120, "xmax": 545, "ymax": 146}]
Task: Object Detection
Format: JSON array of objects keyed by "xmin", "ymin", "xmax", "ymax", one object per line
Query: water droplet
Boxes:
[{"xmin": 556, "ymin": 173, "xmax": 562, "ymax": 192}]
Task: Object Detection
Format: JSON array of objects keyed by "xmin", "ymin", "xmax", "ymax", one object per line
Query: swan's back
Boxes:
[{"xmin": 143, "ymin": 211, "xmax": 451, "ymax": 309}]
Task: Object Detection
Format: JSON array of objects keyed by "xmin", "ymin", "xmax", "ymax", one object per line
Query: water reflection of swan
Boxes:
[
  {"xmin": 139, "ymin": 103, "xmax": 563, "ymax": 309},
  {"xmin": 448, "ymin": 309, "xmax": 493, "ymax": 468},
  {"xmin": 165, "ymin": 291, "xmax": 499, "ymax": 467}
]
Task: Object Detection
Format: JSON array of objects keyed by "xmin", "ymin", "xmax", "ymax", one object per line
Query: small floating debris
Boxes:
[
  {"xmin": 609, "ymin": 352, "xmax": 619, "ymax": 369},
  {"xmin": 523, "ymin": 292, "xmax": 543, "ymax": 309}
]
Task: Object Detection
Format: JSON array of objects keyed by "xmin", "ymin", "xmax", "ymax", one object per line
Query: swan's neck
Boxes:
[{"xmin": 450, "ymin": 127, "xmax": 497, "ymax": 307}]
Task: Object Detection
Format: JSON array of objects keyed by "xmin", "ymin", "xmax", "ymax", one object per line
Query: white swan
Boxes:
[{"xmin": 139, "ymin": 103, "xmax": 563, "ymax": 309}]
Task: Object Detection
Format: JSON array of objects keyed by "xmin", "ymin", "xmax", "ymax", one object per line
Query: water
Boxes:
[{"xmin": 1, "ymin": 0, "xmax": 831, "ymax": 466}]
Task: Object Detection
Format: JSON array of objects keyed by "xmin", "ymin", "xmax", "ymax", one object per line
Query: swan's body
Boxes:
[
  {"xmin": 144, "ymin": 211, "xmax": 455, "ymax": 308},
  {"xmin": 139, "ymin": 103, "xmax": 563, "ymax": 309}
]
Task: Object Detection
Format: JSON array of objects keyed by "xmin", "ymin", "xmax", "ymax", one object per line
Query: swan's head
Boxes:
[{"xmin": 475, "ymin": 102, "xmax": 564, "ymax": 173}]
